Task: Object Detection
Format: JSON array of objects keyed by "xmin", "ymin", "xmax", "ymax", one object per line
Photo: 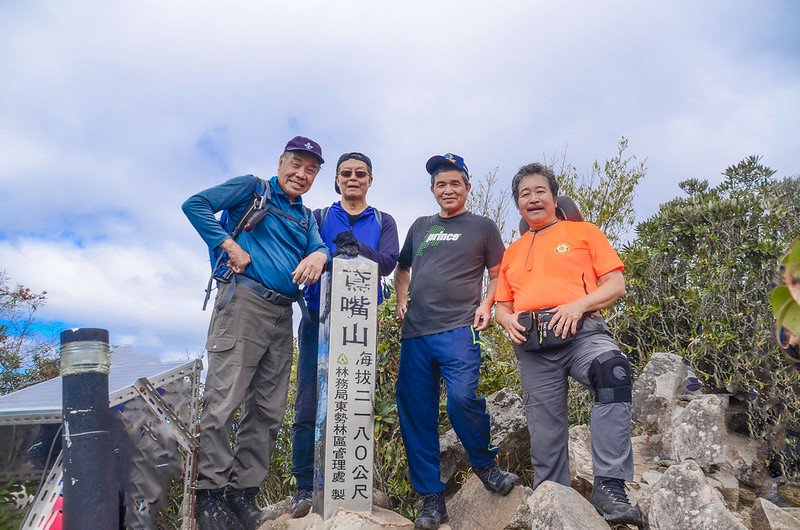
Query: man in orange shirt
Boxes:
[{"xmin": 495, "ymin": 163, "xmax": 642, "ymax": 526}]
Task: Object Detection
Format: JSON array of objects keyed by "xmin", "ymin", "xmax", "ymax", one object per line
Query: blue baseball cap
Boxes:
[
  {"xmin": 284, "ymin": 135, "xmax": 324, "ymax": 164},
  {"xmin": 425, "ymin": 152, "xmax": 469, "ymax": 180}
]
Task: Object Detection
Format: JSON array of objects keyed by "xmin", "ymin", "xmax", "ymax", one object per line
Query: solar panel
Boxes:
[{"xmin": 0, "ymin": 348, "xmax": 199, "ymax": 424}]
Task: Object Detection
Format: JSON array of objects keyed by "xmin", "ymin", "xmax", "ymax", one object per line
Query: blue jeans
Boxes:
[
  {"xmin": 291, "ymin": 309, "xmax": 319, "ymax": 491},
  {"xmin": 396, "ymin": 326, "xmax": 498, "ymax": 495}
]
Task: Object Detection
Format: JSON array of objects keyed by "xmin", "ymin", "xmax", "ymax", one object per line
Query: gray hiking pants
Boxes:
[
  {"xmin": 197, "ymin": 282, "xmax": 294, "ymax": 490},
  {"xmin": 514, "ymin": 316, "xmax": 634, "ymax": 489}
]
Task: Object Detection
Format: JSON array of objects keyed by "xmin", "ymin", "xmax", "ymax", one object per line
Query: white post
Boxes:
[{"xmin": 312, "ymin": 255, "xmax": 378, "ymax": 519}]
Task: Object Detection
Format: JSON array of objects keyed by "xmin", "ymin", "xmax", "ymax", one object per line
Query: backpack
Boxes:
[
  {"xmin": 202, "ymin": 176, "xmax": 311, "ymax": 310},
  {"xmin": 318, "ymin": 205, "xmax": 391, "ymax": 300}
]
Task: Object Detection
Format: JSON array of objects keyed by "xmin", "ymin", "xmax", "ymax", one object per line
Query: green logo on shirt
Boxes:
[{"xmin": 417, "ymin": 225, "xmax": 462, "ymax": 256}]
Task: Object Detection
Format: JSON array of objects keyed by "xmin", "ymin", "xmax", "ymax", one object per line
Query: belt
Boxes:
[
  {"xmin": 215, "ymin": 273, "xmax": 298, "ymax": 312},
  {"xmin": 235, "ymin": 274, "xmax": 297, "ymax": 306}
]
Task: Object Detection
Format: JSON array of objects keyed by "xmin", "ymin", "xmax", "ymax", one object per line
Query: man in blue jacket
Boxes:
[
  {"xmin": 289, "ymin": 152, "xmax": 399, "ymax": 517},
  {"xmin": 183, "ymin": 136, "xmax": 330, "ymax": 530}
]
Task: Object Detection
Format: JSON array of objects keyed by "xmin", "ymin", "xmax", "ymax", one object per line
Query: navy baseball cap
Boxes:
[
  {"xmin": 335, "ymin": 152, "xmax": 373, "ymax": 194},
  {"xmin": 284, "ymin": 136, "xmax": 324, "ymax": 164},
  {"xmin": 425, "ymin": 152, "xmax": 469, "ymax": 180}
]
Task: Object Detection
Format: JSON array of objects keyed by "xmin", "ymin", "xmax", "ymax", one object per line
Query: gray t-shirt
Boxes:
[{"xmin": 398, "ymin": 211, "xmax": 505, "ymax": 338}]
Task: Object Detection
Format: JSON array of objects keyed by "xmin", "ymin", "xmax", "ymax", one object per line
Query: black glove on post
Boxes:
[{"xmin": 332, "ymin": 231, "xmax": 360, "ymax": 258}]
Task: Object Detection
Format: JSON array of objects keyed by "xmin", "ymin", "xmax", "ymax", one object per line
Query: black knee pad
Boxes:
[{"xmin": 589, "ymin": 350, "xmax": 632, "ymax": 404}]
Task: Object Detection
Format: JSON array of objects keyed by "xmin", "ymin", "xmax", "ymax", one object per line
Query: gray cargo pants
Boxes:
[
  {"xmin": 197, "ymin": 281, "xmax": 294, "ymax": 490},
  {"xmin": 514, "ymin": 316, "xmax": 634, "ymax": 489}
]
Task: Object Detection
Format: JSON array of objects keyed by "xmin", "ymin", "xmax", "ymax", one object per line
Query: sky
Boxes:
[{"xmin": 1, "ymin": 1, "xmax": 799, "ymax": 361}]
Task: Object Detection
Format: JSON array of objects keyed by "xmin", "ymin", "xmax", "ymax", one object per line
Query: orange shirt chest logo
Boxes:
[{"xmin": 555, "ymin": 243, "xmax": 570, "ymax": 254}]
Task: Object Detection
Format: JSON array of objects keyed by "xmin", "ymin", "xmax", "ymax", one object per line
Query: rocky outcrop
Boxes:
[
  {"xmin": 440, "ymin": 387, "xmax": 529, "ymax": 486},
  {"xmin": 750, "ymin": 497, "xmax": 800, "ymax": 530},
  {"xmin": 256, "ymin": 347, "xmax": 797, "ymax": 530},
  {"xmin": 707, "ymin": 464, "xmax": 740, "ymax": 510},
  {"xmin": 568, "ymin": 424, "xmax": 593, "ymax": 495},
  {"xmin": 663, "ymin": 394, "xmax": 728, "ymax": 468},
  {"xmin": 645, "ymin": 460, "xmax": 747, "ymax": 529},
  {"xmin": 632, "ymin": 352, "xmax": 686, "ymax": 432},
  {"xmin": 267, "ymin": 506, "xmax": 414, "ymax": 529},
  {"xmin": 447, "ymin": 477, "xmax": 531, "ymax": 530},
  {"xmin": 527, "ymin": 481, "xmax": 611, "ymax": 530}
]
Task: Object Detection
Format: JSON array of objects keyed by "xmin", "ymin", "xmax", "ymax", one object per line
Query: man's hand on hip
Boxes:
[
  {"xmin": 548, "ymin": 300, "xmax": 588, "ymax": 338},
  {"xmin": 292, "ymin": 251, "xmax": 328, "ymax": 285},
  {"xmin": 219, "ymin": 238, "xmax": 251, "ymax": 274},
  {"xmin": 498, "ymin": 312, "xmax": 526, "ymax": 345}
]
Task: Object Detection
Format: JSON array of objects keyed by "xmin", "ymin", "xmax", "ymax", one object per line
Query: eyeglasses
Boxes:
[{"xmin": 338, "ymin": 169, "xmax": 370, "ymax": 179}]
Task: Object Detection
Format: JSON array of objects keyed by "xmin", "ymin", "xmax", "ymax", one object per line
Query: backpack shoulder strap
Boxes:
[
  {"xmin": 320, "ymin": 206, "xmax": 330, "ymax": 229},
  {"xmin": 374, "ymin": 209, "xmax": 383, "ymax": 228}
]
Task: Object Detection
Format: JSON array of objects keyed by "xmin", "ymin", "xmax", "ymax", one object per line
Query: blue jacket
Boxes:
[
  {"xmin": 182, "ymin": 175, "xmax": 330, "ymax": 297},
  {"xmin": 304, "ymin": 201, "xmax": 399, "ymax": 312}
]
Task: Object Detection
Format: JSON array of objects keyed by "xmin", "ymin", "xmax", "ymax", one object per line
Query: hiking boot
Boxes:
[
  {"xmin": 473, "ymin": 463, "xmax": 519, "ymax": 496},
  {"xmin": 414, "ymin": 492, "xmax": 448, "ymax": 530},
  {"xmin": 590, "ymin": 476, "xmax": 643, "ymax": 525},
  {"xmin": 290, "ymin": 488, "xmax": 313, "ymax": 518},
  {"xmin": 226, "ymin": 487, "xmax": 264, "ymax": 530},
  {"xmin": 195, "ymin": 488, "xmax": 244, "ymax": 530}
]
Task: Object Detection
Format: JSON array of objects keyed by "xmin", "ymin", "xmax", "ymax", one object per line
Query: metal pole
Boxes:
[{"xmin": 60, "ymin": 327, "xmax": 118, "ymax": 530}]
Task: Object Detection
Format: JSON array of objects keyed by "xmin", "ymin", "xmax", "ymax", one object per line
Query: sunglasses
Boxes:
[{"xmin": 338, "ymin": 169, "xmax": 370, "ymax": 179}]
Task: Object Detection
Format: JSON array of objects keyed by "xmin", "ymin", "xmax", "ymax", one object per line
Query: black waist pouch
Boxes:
[{"xmin": 517, "ymin": 309, "xmax": 589, "ymax": 352}]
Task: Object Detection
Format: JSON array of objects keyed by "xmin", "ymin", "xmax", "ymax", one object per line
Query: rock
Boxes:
[
  {"xmin": 269, "ymin": 511, "xmax": 322, "ymax": 529},
  {"xmin": 708, "ymin": 464, "xmax": 740, "ymax": 510},
  {"xmin": 739, "ymin": 485, "xmax": 758, "ymax": 507},
  {"xmin": 631, "ymin": 433, "xmax": 663, "ymax": 483},
  {"xmin": 568, "ymin": 425, "xmax": 593, "ymax": 495},
  {"xmin": 440, "ymin": 387, "xmax": 529, "ymax": 485},
  {"xmin": 750, "ymin": 497, "xmax": 800, "ymax": 529},
  {"xmin": 646, "ymin": 460, "xmax": 746, "ymax": 530},
  {"xmin": 726, "ymin": 430, "xmax": 770, "ymax": 491},
  {"xmin": 447, "ymin": 475, "xmax": 532, "ymax": 530},
  {"xmin": 527, "ymin": 481, "xmax": 610, "ymax": 530},
  {"xmin": 485, "ymin": 388, "xmax": 531, "ymax": 462},
  {"xmin": 642, "ymin": 471, "xmax": 664, "ymax": 486},
  {"xmin": 779, "ymin": 481, "xmax": 800, "ymax": 507},
  {"xmin": 664, "ymin": 394, "xmax": 728, "ymax": 468},
  {"xmin": 439, "ymin": 428, "xmax": 469, "ymax": 486},
  {"xmin": 632, "ymin": 352, "xmax": 687, "ymax": 432},
  {"xmin": 269, "ymin": 507, "xmax": 413, "ymax": 529},
  {"xmin": 373, "ymin": 490, "xmax": 392, "ymax": 510},
  {"xmin": 261, "ymin": 497, "xmax": 292, "ymax": 522},
  {"xmin": 784, "ymin": 507, "xmax": 800, "ymax": 521}
]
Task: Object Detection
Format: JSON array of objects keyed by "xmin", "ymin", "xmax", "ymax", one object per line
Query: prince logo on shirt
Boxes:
[{"xmin": 417, "ymin": 225, "xmax": 463, "ymax": 256}]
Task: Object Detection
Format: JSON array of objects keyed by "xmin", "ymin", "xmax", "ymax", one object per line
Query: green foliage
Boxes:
[
  {"xmin": 466, "ymin": 168, "xmax": 513, "ymax": 240},
  {"xmin": 613, "ymin": 156, "xmax": 800, "ymax": 476},
  {"xmin": 0, "ymin": 272, "xmax": 59, "ymax": 396},
  {"xmin": 773, "ymin": 240, "xmax": 800, "ymax": 353},
  {"xmin": 373, "ymin": 297, "xmax": 415, "ymax": 516},
  {"xmin": 0, "ymin": 480, "xmax": 28, "ymax": 529},
  {"xmin": 554, "ymin": 136, "xmax": 647, "ymax": 246}
]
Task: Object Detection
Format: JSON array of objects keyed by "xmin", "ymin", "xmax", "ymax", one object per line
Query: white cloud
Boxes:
[{"xmin": 1, "ymin": 0, "xmax": 798, "ymax": 355}]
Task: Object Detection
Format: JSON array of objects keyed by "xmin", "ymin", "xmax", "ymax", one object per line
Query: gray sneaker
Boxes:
[
  {"xmin": 473, "ymin": 463, "xmax": 519, "ymax": 496},
  {"xmin": 290, "ymin": 488, "xmax": 312, "ymax": 518}
]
